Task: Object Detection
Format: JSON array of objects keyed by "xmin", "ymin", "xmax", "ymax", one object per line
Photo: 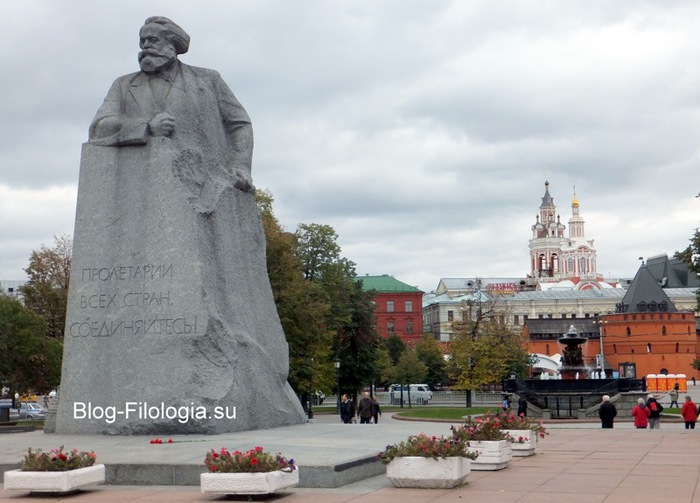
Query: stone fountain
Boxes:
[{"xmin": 558, "ymin": 325, "xmax": 588, "ymax": 379}]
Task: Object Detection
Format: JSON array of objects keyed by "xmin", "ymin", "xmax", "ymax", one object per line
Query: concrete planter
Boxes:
[
  {"xmin": 200, "ymin": 469, "xmax": 299, "ymax": 495},
  {"xmin": 3, "ymin": 464, "xmax": 105, "ymax": 493},
  {"xmin": 386, "ymin": 456, "xmax": 471, "ymax": 488},
  {"xmin": 469, "ymin": 440, "xmax": 512, "ymax": 470},
  {"xmin": 504, "ymin": 429, "xmax": 537, "ymax": 457}
]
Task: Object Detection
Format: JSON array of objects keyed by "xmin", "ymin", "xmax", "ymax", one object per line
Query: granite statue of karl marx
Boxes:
[
  {"xmin": 91, "ymin": 15, "xmax": 254, "ymax": 209},
  {"xmin": 55, "ymin": 17, "xmax": 305, "ymax": 435}
]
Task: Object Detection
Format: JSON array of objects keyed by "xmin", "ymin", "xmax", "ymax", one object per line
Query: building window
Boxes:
[
  {"xmin": 547, "ymin": 314, "xmax": 553, "ymax": 319},
  {"xmin": 662, "ymin": 326, "xmax": 667, "ymax": 336},
  {"xmin": 406, "ymin": 321, "xmax": 413, "ymax": 334},
  {"xmin": 567, "ymin": 257, "xmax": 574, "ymax": 272},
  {"xmin": 613, "ymin": 344, "xmax": 617, "ymax": 353},
  {"xmin": 676, "ymin": 342, "xmax": 679, "ymax": 353},
  {"xmin": 571, "ymin": 314, "xmax": 577, "ymax": 319},
  {"xmin": 405, "ymin": 301, "xmax": 413, "ymax": 312},
  {"xmin": 647, "ymin": 343, "xmax": 652, "ymax": 353},
  {"xmin": 387, "ymin": 321, "xmax": 395, "ymax": 334},
  {"xmin": 523, "ymin": 315, "xmax": 528, "ymax": 322},
  {"xmin": 626, "ymin": 327, "xmax": 631, "ymax": 336},
  {"xmin": 561, "ymin": 313, "xmax": 567, "ymax": 319},
  {"xmin": 514, "ymin": 315, "xmax": 519, "ymax": 325},
  {"xmin": 387, "ymin": 301, "xmax": 394, "ymax": 313},
  {"xmin": 447, "ymin": 310, "xmax": 454, "ymax": 322},
  {"xmin": 580, "ymin": 257, "xmax": 587, "ymax": 274},
  {"xmin": 546, "ymin": 344, "xmax": 550, "ymax": 354}
]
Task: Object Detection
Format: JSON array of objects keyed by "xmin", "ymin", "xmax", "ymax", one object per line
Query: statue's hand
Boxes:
[
  {"xmin": 233, "ymin": 170, "xmax": 255, "ymax": 194},
  {"xmin": 148, "ymin": 113, "xmax": 176, "ymax": 137}
]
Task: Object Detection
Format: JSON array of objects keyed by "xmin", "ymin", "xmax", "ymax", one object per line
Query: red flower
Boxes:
[{"xmin": 250, "ymin": 458, "xmax": 258, "ymax": 465}]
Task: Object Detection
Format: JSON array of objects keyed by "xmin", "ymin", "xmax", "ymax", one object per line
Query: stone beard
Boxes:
[{"xmin": 54, "ymin": 17, "xmax": 306, "ymax": 435}]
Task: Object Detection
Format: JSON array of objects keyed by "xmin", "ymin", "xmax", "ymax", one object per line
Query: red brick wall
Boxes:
[{"xmin": 372, "ymin": 291, "xmax": 424, "ymax": 346}]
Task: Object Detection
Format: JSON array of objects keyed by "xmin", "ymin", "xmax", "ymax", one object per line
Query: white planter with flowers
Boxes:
[
  {"xmin": 4, "ymin": 464, "xmax": 105, "ymax": 493},
  {"xmin": 468, "ymin": 440, "xmax": 512, "ymax": 470},
  {"xmin": 200, "ymin": 446, "xmax": 298, "ymax": 495},
  {"xmin": 200, "ymin": 469, "xmax": 299, "ymax": 495},
  {"xmin": 503, "ymin": 429, "xmax": 537, "ymax": 457},
  {"xmin": 386, "ymin": 456, "xmax": 471, "ymax": 488}
]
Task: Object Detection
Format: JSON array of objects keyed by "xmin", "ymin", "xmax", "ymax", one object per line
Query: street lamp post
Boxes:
[{"xmin": 334, "ymin": 358, "xmax": 341, "ymax": 414}]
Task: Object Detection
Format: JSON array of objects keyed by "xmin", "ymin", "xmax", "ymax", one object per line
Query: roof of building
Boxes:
[
  {"xmin": 525, "ymin": 318, "xmax": 599, "ymax": 337},
  {"xmin": 422, "ymin": 291, "xmax": 491, "ymax": 308},
  {"xmin": 512, "ymin": 289, "xmax": 626, "ymax": 301},
  {"xmin": 645, "ymin": 254, "xmax": 700, "ymax": 288},
  {"xmin": 357, "ymin": 274, "xmax": 423, "ymax": 293},
  {"xmin": 618, "ymin": 263, "xmax": 677, "ymax": 313},
  {"xmin": 435, "ymin": 277, "xmax": 526, "ymax": 294}
]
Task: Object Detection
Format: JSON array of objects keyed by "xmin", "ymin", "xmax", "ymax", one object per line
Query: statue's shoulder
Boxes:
[
  {"xmin": 180, "ymin": 63, "xmax": 224, "ymax": 82},
  {"xmin": 108, "ymin": 71, "xmax": 148, "ymax": 89}
]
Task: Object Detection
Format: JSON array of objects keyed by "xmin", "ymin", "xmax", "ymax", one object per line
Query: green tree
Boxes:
[
  {"xmin": 19, "ymin": 234, "xmax": 72, "ymax": 339},
  {"xmin": 674, "ymin": 228, "xmax": 700, "ymax": 309},
  {"xmin": 0, "ymin": 295, "xmax": 62, "ymax": 393},
  {"xmin": 415, "ymin": 334, "xmax": 447, "ymax": 388},
  {"xmin": 384, "ymin": 334, "xmax": 406, "ymax": 365},
  {"xmin": 294, "ymin": 223, "xmax": 380, "ymax": 400},
  {"xmin": 373, "ymin": 346, "xmax": 394, "ymax": 387},
  {"xmin": 257, "ymin": 191, "xmax": 334, "ymax": 400},
  {"xmin": 448, "ymin": 298, "xmax": 530, "ymax": 406},
  {"xmin": 335, "ymin": 280, "xmax": 381, "ymax": 399},
  {"xmin": 386, "ymin": 349, "xmax": 427, "ymax": 407}
]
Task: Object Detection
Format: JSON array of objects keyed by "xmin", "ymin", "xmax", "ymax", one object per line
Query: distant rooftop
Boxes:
[{"xmin": 357, "ymin": 274, "xmax": 423, "ymax": 293}]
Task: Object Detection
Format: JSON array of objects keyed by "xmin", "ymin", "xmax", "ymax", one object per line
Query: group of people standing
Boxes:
[
  {"xmin": 340, "ymin": 392, "xmax": 382, "ymax": 424},
  {"xmin": 602, "ymin": 383, "xmax": 698, "ymax": 429}
]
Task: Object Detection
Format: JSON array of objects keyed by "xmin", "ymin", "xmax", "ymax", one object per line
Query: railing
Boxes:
[{"xmin": 327, "ymin": 391, "xmax": 505, "ymax": 408}]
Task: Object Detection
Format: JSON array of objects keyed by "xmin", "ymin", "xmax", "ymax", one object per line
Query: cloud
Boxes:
[{"xmin": 1, "ymin": 1, "xmax": 700, "ymax": 293}]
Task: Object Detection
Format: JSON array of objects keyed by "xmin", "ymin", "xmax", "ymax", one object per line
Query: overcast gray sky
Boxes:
[{"xmin": 1, "ymin": 1, "xmax": 699, "ymax": 293}]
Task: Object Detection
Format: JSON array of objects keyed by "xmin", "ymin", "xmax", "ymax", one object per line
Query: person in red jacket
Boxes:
[
  {"xmin": 680, "ymin": 396, "xmax": 698, "ymax": 430},
  {"xmin": 631, "ymin": 398, "xmax": 650, "ymax": 429}
]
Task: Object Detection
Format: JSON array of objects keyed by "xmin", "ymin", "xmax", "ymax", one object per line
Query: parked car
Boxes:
[
  {"xmin": 18, "ymin": 402, "xmax": 46, "ymax": 420},
  {"xmin": 389, "ymin": 384, "xmax": 433, "ymax": 405}
]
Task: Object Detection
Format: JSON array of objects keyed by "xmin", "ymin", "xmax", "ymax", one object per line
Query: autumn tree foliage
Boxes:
[
  {"xmin": 19, "ymin": 234, "xmax": 72, "ymax": 339},
  {"xmin": 448, "ymin": 298, "xmax": 531, "ymax": 406}
]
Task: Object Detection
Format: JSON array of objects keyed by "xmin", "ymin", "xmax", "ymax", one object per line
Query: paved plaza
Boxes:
[{"xmin": 2, "ymin": 411, "xmax": 700, "ymax": 502}]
